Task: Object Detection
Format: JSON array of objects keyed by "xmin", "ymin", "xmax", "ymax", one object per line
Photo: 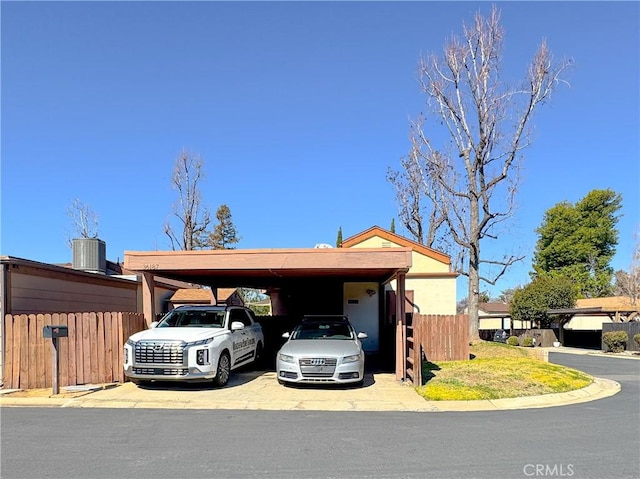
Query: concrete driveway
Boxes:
[{"xmin": 0, "ymin": 367, "xmax": 619, "ymax": 412}]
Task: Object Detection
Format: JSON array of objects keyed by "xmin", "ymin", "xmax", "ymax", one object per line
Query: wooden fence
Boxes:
[
  {"xmin": 3, "ymin": 312, "xmax": 146, "ymax": 390},
  {"xmin": 407, "ymin": 314, "xmax": 469, "ymax": 386}
]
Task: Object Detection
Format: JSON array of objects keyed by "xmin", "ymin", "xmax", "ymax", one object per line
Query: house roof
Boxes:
[
  {"xmin": 216, "ymin": 288, "xmax": 238, "ymax": 301},
  {"xmin": 575, "ymin": 296, "xmax": 638, "ymax": 311},
  {"xmin": 479, "ymin": 302, "xmax": 510, "ymax": 314},
  {"xmin": 170, "ymin": 288, "xmax": 214, "ymax": 302},
  {"xmin": 340, "ymin": 226, "xmax": 450, "ymax": 265}
]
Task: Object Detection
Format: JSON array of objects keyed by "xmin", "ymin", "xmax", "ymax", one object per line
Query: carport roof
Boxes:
[{"xmin": 124, "ymin": 247, "xmax": 412, "ymax": 288}]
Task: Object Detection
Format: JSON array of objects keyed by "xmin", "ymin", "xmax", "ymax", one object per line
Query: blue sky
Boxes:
[{"xmin": 2, "ymin": 1, "xmax": 639, "ymax": 301}]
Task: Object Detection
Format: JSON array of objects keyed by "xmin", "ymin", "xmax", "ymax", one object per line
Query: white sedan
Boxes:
[{"xmin": 276, "ymin": 315, "xmax": 367, "ymax": 386}]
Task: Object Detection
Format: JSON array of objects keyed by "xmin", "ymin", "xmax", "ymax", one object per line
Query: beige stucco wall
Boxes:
[
  {"xmin": 348, "ymin": 234, "xmax": 456, "ymax": 316},
  {"xmin": 405, "ymin": 276, "xmax": 456, "ymax": 315},
  {"xmin": 565, "ymin": 315, "xmax": 613, "ymax": 330},
  {"xmin": 479, "ymin": 317, "xmax": 505, "ymax": 330}
]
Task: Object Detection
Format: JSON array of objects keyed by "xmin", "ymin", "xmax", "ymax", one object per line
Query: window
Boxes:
[{"xmin": 229, "ymin": 308, "xmax": 252, "ymax": 327}]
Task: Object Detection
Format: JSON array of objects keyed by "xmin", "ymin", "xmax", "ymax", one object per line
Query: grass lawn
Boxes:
[{"xmin": 415, "ymin": 340, "xmax": 593, "ymax": 401}]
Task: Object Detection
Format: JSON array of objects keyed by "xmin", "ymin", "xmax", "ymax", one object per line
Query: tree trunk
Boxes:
[{"xmin": 468, "ymin": 198, "xmax": 481, "ymax": 341}]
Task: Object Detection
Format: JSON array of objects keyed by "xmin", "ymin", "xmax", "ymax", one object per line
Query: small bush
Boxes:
[
  {"xmin": 521, "ymin": 337, "xmax": 535, "ymax": 347},
  {"xmin": 506, "ymin": 336, "xmax": 519, "ymax": 346},
  {"xmin": 634, "ymin": 333, "xmax": 640, "ymax": 349},
  {"xmin": 602, "ymin": 331, "xmax": 628, "ymax": 353}
]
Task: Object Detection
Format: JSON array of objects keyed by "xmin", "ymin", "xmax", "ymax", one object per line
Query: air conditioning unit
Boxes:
[{"xmin": 72, "ymin": 238, "xmax": 106, "ymax": 274}]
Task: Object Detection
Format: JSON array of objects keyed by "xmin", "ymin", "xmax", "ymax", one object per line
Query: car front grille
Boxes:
[
  {"xmin": 299, "ymin": 357, "xmax": 337, "ymax": 378},
  {"xmin": 134, "ymin": 341, "xmax": 185, "ymax": 365},
  {"xmin": 133, "ymin": 367, "xmax": 189, "ymax": 376}
]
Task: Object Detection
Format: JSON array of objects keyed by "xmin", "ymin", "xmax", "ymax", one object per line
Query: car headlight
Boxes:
[
  {"xmin": 185, "ymin": 337, "xmax": 214, "ymax": 347},
  {"xmin": 343, "ymin": 353, "xmax": 362, "ymax": 363},
  {"xmin": 279, "ymin": 354, "xmax": 295, "ymax": 363},
  {"xmin": 196, "ymin": 349, "xmax": 210, "ymax": 366}
]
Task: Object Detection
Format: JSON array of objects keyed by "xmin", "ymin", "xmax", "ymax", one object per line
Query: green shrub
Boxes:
[
  {"xmin": 634, "ymin": 333, "xmax": 640, "ymax": 349},
  {"xmin": 521, "ymin": 337, "xmax": 535, "ymax": 347},
  {"xmin": 602, "ymin": 331, "xmax": 628, "ymax": 353},
  {"xmin": 506, "ymin": 336, "xmax": 519, "ymax": 346}
]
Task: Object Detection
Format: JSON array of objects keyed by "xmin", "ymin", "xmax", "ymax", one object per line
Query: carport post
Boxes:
[
  {"xmin": 141, "ymin": 272, "xmax": 156, "ymax": 327},
  {"xmin": 395, "ymin": 272, "xmax": 407, "ymax": 381}
]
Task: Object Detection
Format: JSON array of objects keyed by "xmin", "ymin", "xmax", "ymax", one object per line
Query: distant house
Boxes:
[
  {"xmin": 559, "ymin": 296, "xmax": 639, "ymax": 330},
  {"xmin": 477, "ymin": 302, "xmax": 512, "ymax": 331},
  {"xmin": 476, "ymin": 296, "xmax": 639, "ymax": 345},
  {"xmin": 168, "ymin": 287, "xmax": 244, "ymax": 309}
]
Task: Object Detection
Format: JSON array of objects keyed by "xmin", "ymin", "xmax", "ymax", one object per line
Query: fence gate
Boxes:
[{"xmin": 406, "ymin": 314, "xmax": 470, "ymax": 386}]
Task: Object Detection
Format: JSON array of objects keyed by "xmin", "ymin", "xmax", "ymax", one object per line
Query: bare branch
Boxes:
[
  {"xmin": 165, "ymin": 149, "xmax": 212, "ymax": 250},
  {"xmin": 389, "ymin": 5, "xmax": 571, "ymax": 339},
  {"xmin": 66, "ymin": 199, "xmax": 99, "ymax": 248}
]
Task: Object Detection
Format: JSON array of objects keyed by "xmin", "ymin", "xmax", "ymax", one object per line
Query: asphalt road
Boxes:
[{"xmin": 1, "ymin": 354, "xmax": 638, "ymax": 479}]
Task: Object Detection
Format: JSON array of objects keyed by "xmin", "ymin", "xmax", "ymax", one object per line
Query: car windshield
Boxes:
[
  {"xmin": 156, "ymin": 310, "xmax": 226, "ymax": 328},
  {"xmin": 291, "ymin": 320, "xmax": 354, "ymax": 340}
]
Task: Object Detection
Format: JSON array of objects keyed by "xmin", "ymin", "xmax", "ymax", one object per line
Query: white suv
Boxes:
[{"xmin": 124, "ymin": 305, "xmax": 264, "ymax": 387}]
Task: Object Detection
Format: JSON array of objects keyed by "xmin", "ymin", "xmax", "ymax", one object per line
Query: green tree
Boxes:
[
  {"xmin": 390, "ymin": 218, "xmax": 396, "ymax": 233},
  {"xmin": 208, "ymin": 204, "xmax": 240, "ymax": 249},
  {"xmin": 387, "ymin": 6, "xmax": 571, "ymax": 339},
  {"xmin": 238, "ymin": 288, "xmax": 270, "ymax": 315},
  {"xmin": 510, "ymin": 276, "xmax": 577, "ymax": 328},
  {"xmin": 336, "ymin": 226, "xmax": 343, "ymax": 247},
  {"xmin": 532, "ymin": 189, "xmax": 622, "ymax": 297}
]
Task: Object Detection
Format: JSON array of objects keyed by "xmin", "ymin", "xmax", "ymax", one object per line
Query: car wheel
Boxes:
[{"xmin": 213, "ymin": 352, "xmax": 231, "ymax": 387}]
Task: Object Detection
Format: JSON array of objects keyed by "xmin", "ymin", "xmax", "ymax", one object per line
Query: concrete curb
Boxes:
[
  {"xmin": 423, "ymin": 377, "xmax": 621, "ymax": 412},
  {"xmin": 0, "ymin": 376, "xmax": 621, "ymax": 412}
]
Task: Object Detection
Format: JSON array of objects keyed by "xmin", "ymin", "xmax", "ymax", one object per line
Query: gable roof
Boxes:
[
  {"xmin": 170, "ymin": 288, "xmax": 214, "ymax": 303},
  {"xmin": 341, "ymin": 226, "xmax": 450, "ymax": 265},
  {"xmin": 216, "ymin": 288, "xmax": 239, "ymax": 301}
]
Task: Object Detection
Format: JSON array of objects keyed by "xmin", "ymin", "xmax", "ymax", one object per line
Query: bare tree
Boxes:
[
  {"xmin": 388, "ymin": 137, "xmax": 454, "ymax": 254},
  {"xmin": 66, "ymin": 198, "xmax": 99, "ymax": 248},
  {"xmin": 394, "ymin": 6, "xmax": 571, "ymax": 338},
  {"xmin": 614, "ymin": 234, "xmax": 640, "ymax": 305},
  {"xmin": 164, "ymin": 149, "xmax": 211, "ymax": 250}
]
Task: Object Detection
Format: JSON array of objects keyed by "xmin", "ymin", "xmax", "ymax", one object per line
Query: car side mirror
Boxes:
[
  {"xmin": 150, "ymin": 321, "xmax": 159, "ymax": 329},
  {"xmin": 357, "ymin": 332, "xmax": 368, "ymax": 339},
  {"xmin": 231, "ymin": 321, "xmax": 245, "ymax": 331},
  {"xmin": 281, "ymin": 331, "xmax": 290, "ymax": 339}
]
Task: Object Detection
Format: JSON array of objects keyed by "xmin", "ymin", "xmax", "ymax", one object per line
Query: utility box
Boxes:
[{"xmin": 43, "ymin": 325, "xmax": 68, "ymax": 338}]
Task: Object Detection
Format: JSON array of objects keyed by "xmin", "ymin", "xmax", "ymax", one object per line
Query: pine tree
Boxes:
[
  {"xmin": 390, "ymin": 218, "xmax": 396, "ymax": 233},
  {"xmin": 336, "ymin": 226, "xmax": 343, "ymax": 247},
  {"xmin": 208, "ymin": 204, "xmax": 240, "ymax": 249}
]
